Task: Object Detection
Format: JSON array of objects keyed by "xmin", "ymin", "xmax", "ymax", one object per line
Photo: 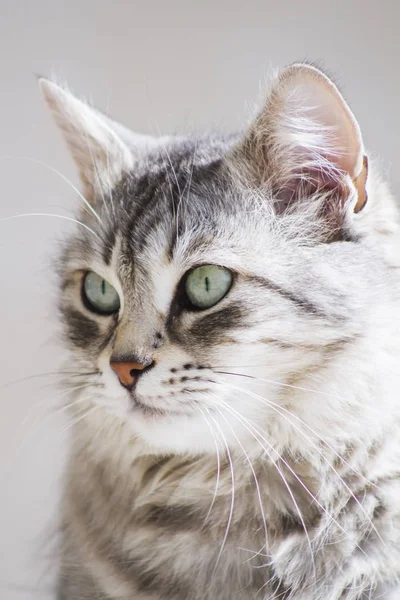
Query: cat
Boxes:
[{"xmin": 39, "ymin": 63, "xmax": 400, "ymax": 599}]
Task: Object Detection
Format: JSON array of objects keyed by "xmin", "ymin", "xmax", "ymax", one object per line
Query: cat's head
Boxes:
[{"xmin": 41, "ymin": 64, "xmax": 393, "ymax": 457}]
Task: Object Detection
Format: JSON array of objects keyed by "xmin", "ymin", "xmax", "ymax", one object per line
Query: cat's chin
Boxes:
[{"xmin": 125, "ymin": 408, "xmax": 222, "ymax": 455}]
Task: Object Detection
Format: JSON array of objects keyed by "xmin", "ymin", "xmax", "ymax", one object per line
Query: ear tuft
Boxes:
[{"xmin": 39, "ymin": 78, "xmax": 134, "ymax": 203}]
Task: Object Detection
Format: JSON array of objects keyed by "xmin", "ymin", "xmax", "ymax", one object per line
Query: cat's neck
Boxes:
[{"xmin": 67, "ymin": 409, "xmax": 374, "ymax": 529}]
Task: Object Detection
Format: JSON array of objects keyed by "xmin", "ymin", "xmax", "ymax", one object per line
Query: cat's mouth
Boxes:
[
  {"xmin": 131, "ymin": 396, "xmax": 166, "ymax": 417},
  {"xmin": 128, "ymin": 392, "xmax": 193, "ymax": 418}
]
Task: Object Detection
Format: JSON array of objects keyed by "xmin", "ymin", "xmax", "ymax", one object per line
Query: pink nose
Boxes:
[{"xmin": 110, "ymin": 361, "xmax": 146, "ymax": 388}]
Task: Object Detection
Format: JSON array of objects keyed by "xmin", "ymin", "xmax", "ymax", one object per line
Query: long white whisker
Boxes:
[
  {"xmin": 18, "ymin": 381, "xmax": 100, "ymax": 429},
  {"xmin": 87, "ymin": 410, "xmax": 118, "ymax": 454},
  {"xmin": 0, "ymin": 155, "xmax": 103, "ymax": 224},
  {"xmin": 193, "ymin": 404, "xmax": 222, "ymax": 523},
  {"xmin": 0, "ymin": 387, "xmax": 99, "ymax": 488},
  {"xmin": 220, "ymin": 381, "xmax": 385, "ymax": 549},
  {"xmin": 219, "ymin": 372, "xmax": 380, "ymax": 491},
  {"xmin": 154, "ymin": 124, "xmax": 183, "ymax": 245},
  {"xmin": 156, "ymin": 125, "xmax": 182, "ymax": 198},
  {"xmin": 0, "ymin": 370, "xmax": 99, "ymax": 391},
  {"xmin": 0, "ymin": 213, "xmax": 100, "ymax": 239},
  {"xmin": 255, "ymin": 571, "xmax": 279, "ymax": 598},
  {"xmin": 227, "ymin": 402, "xmax": 360, "ymax": 553},
  {"xmin": 162, "ymin": 190, "xmax": 176, "ymax": 225},
  {"xmin": 214, "ymin": 369, "xmax": 345, "ymax": 402},
  {"xmin": 205, "ymin": 408, "xmax": 235, "ymax": 576},
  {"xmin": 212, "ymin": 398, "xmax": 317, "ymax": 580},
  {"xmin": 8, "ymin": 383, "xmax": 100, "ymax": 463},
  {"xmin": 210, "ymin": 402, "xmax": 269, "ymax": 560},
  {"xmin": 61, "ymin": 403, "xmax": 102, "ymax": 433}
]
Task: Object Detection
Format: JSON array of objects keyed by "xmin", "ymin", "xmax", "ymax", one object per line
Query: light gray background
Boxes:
[{"xmin": 0, "ymin": 1, "xmax": 399, "ymax": 599}]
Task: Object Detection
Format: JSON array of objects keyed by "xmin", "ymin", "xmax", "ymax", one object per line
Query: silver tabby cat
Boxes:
[{"xmin": 40, "ymin": 64, "xmax": 400, "ymax": 599}]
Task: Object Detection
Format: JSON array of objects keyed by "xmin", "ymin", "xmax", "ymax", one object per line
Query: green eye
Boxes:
[
  {"xmin": 185, "ymin": 265, "xmax": 233, "ymax": 310},
  {"xmin": 82, "ymin": 271, "xmax": 120, "ymax": 315}
]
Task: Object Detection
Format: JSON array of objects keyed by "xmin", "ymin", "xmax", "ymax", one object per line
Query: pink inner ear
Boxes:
[{"xmin": 281, "ymin": 72, "xmax": 364, "ymax": 180}]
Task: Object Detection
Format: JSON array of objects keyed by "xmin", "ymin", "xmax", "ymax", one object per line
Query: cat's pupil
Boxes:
[
  {"xmin": 101, "ymin": 279, "xmax": 106, "ymax": 295},
  {"xmin": 205, "ymin": 276, "xmax": 210, "ymax": 292}
]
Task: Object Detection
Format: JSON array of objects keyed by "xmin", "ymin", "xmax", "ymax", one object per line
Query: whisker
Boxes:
[
  {"xmin": 0, "ymin": 370, "xmax": 99, "ymax": 391},
  {"xmin": 0, "ymin": 213, "xmax": 100, "ymax": 240},
  {"xmin": 88, "ymin": 411, "xmax": 114, "ymax": 453},
  {"xmin": 205, "ymin": 409, "xmax": 235, "ymax": 576},
  {"xmin": 162, "ymin": 190, "xmax": 176, "ymax": 225},
  {"xmin": 8, "ymin": 383, "xmax": 102, "ymax": 464},
  {"xmin": 156, "ymin": 125, "xmax": 182, "ymax": 198},
  {"xmin": 0, "ymin": 155, "xmax": 103, "ymax": 225},
  {"xmin": 255, "ymin": 571, "xmax": 279, "ymax": 598},
  {"xmin": 220, "ymin": 381, "xmax": 385, "ymax": 549},
  {"xmin": 212, "ymin": 398, "xmax": 317, "ymax": 580},
  {"xmin": 193, "ymin": 404, "xmax": 222, "ymax": 523},
  {"xmin": 211, "ymin": 403, "xmax": 269, "ymax": 561},
  {"xmin": 215, "ymin": 370, "xmax": 381, "ymax": 491},
  {"xmin": 61, "ymin": 403, "xmax": 103, "ymax": 434},
  {"xmin": 0, "ymin": 396, "xmax": 102, "ymax": 499},
  {"xmin": 213, "ymin": 369, "xmax": 345, "ymax": 401},
  {"xmin": 236, "ymin": 410, "xmax": 356, "ymax": 552},
  {"xmin": 154, "ymin": 124, "xmax": 184, "ymax": 245}
]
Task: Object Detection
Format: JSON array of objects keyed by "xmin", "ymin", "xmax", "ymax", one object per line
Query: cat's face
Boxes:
[{"xmin": 42, "ymin": 65, "xmax": 374, "ymax": 455}]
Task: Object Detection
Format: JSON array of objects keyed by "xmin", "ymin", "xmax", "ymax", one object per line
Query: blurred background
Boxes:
[{"xmin": 0, "ymin": 1, "xmax": 399, "ymax": 598}]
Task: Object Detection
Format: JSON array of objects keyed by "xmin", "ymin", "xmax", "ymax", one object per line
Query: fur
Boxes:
[{"xmin": 40, "ymin": 64, "xmax": 400, "ymax": 599}]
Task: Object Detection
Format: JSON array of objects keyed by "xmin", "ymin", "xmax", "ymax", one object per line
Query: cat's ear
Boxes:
[
  {"xmin": 234, "ymin": 63, "xmax": 368, "ymax": 218},
  {"xmin": 39, "ymin": 79, "xmax": 134, "ymax": 203}
]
